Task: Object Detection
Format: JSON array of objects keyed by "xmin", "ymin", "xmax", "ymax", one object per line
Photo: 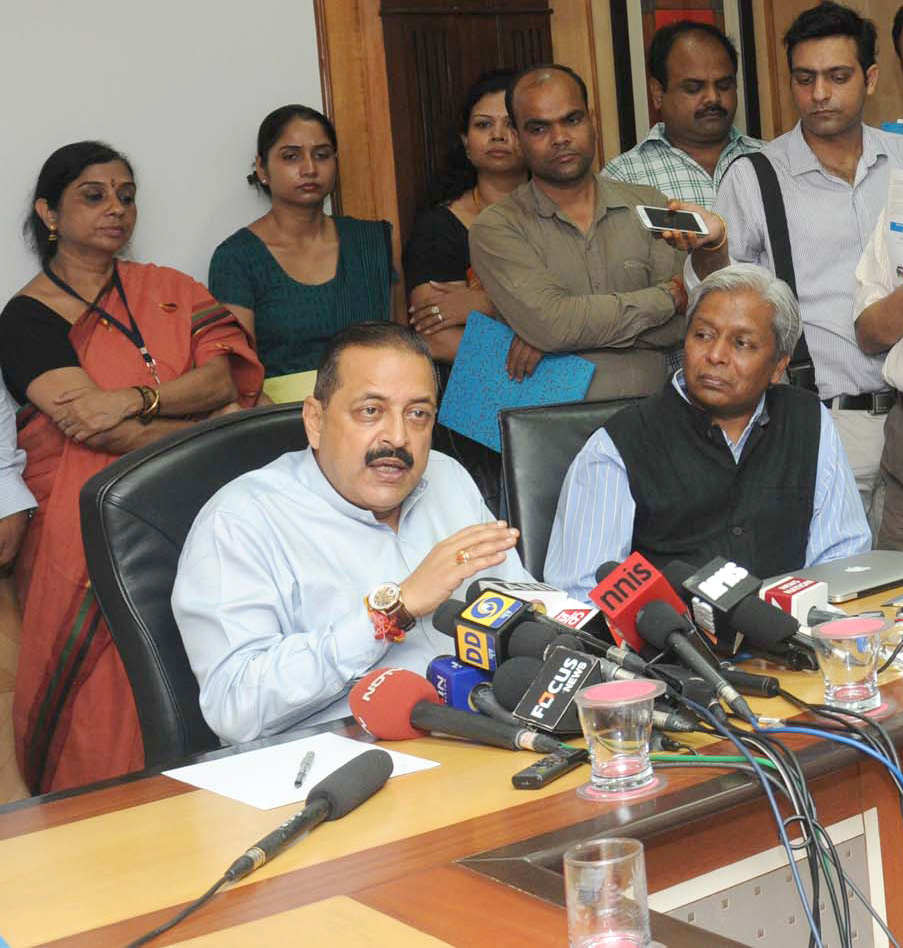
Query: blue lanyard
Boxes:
[{"xmin": 43, "ymin": 261, "xmax": 160, "ymax": 384}]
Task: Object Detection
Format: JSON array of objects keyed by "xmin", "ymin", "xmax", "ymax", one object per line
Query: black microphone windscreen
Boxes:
[
  {"xmin": 507, "ymin": 621, "xmax": 556, "ymax": 659},
  {"xmin": 492, "ymin": 656, "xmax": 542, "ymax": 711},
  {"xmin": 636, "ymin": 600, "xmax": 692, "ymax": 650},
  {"xmin": 661, "ymin": 560, "xmax": 696, "ymax": 600},
  {"xmin": 307, "ymin": 748, "xmax": 394, "ymax": 820},
  {"xmin": 465, "ymin": 577, "xmax": 503, "ymax": 604},
  {"xmin": 432, "ymin": 599, "xmax": 467, "ymax": 635},
  {"xmin": 556, "ymin": 633, "xmax": 585, "ymax": 653},
  {"xmin": 594, "ymin": 560, "xmax": 621, "ymax": 584},
  {"xmin": 730, "ymin": 595, "xmax": 800, "ymax": 647}
]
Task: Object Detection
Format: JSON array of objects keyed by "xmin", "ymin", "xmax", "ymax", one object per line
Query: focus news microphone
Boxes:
[
  {"xmin": 664, "ymin": 559, "xmax": 817, "ymax": 669},
  {"xmin": 636, "ymin": 601, "xmax": 757, "ymax": 725},
  {"xmin": 426, "ymin": 655, "xmax": 518, "ymax": 724},
  {"xmin": 589, "ymin": 554, "xmax": 688, "ymax": 652},
  {"xmin": 492, "ymin": 647, "xmax": 699, "ymax": 735},
  {"xmin": 225, "ymin": 749, "xmax": 393, "ymax": 882},
  {"xmin": 350, "ymin": 667, "xmax": 560, "ymax": 753}
]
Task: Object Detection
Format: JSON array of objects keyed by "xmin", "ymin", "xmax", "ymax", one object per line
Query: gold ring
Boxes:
[
  {"xmin": 431, "ymin": 305, "xmax": 440, "ymax": 316},
  {"xmin": 455, "ymin": 548, "xmax": 471, "ymax": 565}
]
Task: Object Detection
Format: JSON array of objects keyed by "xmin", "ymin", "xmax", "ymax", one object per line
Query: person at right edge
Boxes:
[
  {"xmin": 704, "ymin": 3, "xmax": 903, "ymax": 535},
  {"xmin": 853, "ymin": 4, "xmax": 903, "ymax": 550}
]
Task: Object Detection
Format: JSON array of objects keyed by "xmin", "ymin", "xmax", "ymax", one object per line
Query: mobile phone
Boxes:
[{"xmin": 635, "ymin": 205, "xmax": 709, "ymax": 236}]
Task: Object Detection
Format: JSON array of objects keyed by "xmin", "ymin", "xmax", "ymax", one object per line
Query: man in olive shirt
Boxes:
[{"xmin": 470, "ymin": 64, "xmax": 708, "ymax": 399}]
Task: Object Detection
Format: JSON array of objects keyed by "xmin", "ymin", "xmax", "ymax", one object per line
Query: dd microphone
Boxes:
[
  {"xmin": 225, "ymin": 749, "xmax": 393, "ymax": 882},
  {"xmin": 465, "ymin": 577, "xmax": 604, "ymax": 632},
  {"xmin": 636, "ymin": 601, "xmax": 757, "ymax": 725},
  {"xmin": 349, "ymin": 667, "xmax": 560, "ymax": 753},
  {"xmin": 589, "ymin": 554, "xmax": 688, "ymax": 651}
]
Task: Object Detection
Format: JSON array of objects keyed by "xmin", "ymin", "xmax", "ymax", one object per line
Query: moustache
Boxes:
[
  {"xmin": 365, "ymin": 446, "xmax": 414, "ymax": 469},
  {"xmin": 695, "ymin": 106, "xmax": 728, "ymax": 119}
]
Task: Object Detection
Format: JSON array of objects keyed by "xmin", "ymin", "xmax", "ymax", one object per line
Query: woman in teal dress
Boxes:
[{"xmin": 209, "ymin": 105, "xmax": 394, "ymax": 375}]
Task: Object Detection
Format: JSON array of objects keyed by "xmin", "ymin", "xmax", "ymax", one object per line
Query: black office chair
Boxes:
[
  {"xmin": 498, "ymin": 398, "xmax": 641, "ymax": 579},
  {"xmin": 80, "ymin": 403, "xmax": 308, "ymax": 769}
]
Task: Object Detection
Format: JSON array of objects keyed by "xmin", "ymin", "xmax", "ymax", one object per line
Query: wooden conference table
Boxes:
[{"xmin": 2, "ymin": 588, "xmax": 903, "ymax": 947}]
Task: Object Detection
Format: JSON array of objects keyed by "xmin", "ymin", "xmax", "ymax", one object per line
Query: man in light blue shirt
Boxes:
[
  {"xmin": 173, "ymin": 323, "xmax": 531, "ymax": 743},
  {"xmin": 545, "ymin": 265, "xmax": 870, "ymax": 602}
]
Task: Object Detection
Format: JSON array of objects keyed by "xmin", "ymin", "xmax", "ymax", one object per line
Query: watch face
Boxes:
[{"xmin": 369, "ymin": 583, "xmax": 400, "ymax": 611}]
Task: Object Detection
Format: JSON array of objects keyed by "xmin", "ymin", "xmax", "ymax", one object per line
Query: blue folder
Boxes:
[{"xmin": 438, "ymin": 312, "xmax": 595, "ymax": 452}]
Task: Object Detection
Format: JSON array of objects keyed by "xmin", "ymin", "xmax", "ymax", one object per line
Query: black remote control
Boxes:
[{"xmin": 511, "ymin": 748, "xmax": 589, "ymax": 789}]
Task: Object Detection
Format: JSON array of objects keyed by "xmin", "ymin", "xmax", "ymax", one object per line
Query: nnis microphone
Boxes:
[{"xmin": 589, "ymin": 553, "xmax": 686, "ymax": 652}]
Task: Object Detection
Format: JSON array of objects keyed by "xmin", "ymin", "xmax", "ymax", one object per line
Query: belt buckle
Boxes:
[{"xmin": 870, "ymin": 391, "xmax": 894, "ymax": 416}]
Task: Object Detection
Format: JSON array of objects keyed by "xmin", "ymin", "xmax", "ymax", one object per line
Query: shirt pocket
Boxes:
[{"xmin": 620, "ymin": 258, "xmax": 652, "ymax": 291}]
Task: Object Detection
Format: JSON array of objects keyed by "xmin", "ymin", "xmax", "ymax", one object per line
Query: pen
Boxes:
[{"xmin": 294, "ymin": 750, "xmax": 315, "ymax": 789}]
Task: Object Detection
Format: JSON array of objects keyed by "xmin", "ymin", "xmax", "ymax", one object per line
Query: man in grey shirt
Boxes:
[
  {"xmin": 469, "ymin": 64, "xmax": 727, "ymax": 400},
  {"xmin": 711, "ymin": 2, "xmax": 903, "ymax": 526}
]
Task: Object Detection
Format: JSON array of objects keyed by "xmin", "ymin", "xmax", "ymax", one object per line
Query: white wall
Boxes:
[{"xmin": 0, "ymin": 0, "xmax": 322, "ymax": 297}]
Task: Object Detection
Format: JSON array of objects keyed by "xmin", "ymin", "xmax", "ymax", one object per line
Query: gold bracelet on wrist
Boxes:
[
  {"xmin": 137, "ymin": 386, "xmax": 160, "ymax": 425},
  {"xmin": 699, "ymin": 213, "xmax": 727, "ymax": 252}
]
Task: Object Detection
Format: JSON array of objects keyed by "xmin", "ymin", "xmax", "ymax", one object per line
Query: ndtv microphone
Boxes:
[
  {"xmin": 349, "ymin": 667, "xmax": 560, "ymax": 753},
  {"xmin": 589, "ymin": 553, "xmax": 686, "ymax": 651}
]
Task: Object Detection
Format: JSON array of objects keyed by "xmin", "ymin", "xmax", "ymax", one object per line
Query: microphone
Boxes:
[
  {"xmin": 426, "ymin": 655, "xmax": 518, "ymax": 725},
  {"xmin": 636, "ymin": 601, "xmax": 757, "ymax": 725},
  {"xmin": 664, "ymin": 559, "xmax": 818, "ymax": 669},
  {"xmin": 432, "ymin": 591, "xmax": 534, "ymax": 672},
  {"xmin": 493, "ymin": 647, "xmax": 699, "ymax": 735},
  {"xmin": 349, "ymin": 667, "xmax": 560, "ymax": 753},
  {"xmin": 225, "ymin": 749, "xmax": 393, "ymax": 882},
  {"xmin": 507, "ymin": 621, "xmax": 585, "ymax": 661},
  {"xmin": 759, "ymin": 575, "xmax": 831, "ymax": 625},
  {"xmin": 426, "ymin": 654, "xmax": 490, "ymax": 714},
  {"xmin": 465, "ymin": 577, "xmax": 604, "ymax": 632},
  {"xmin": 589, "ymin": 554, "xmax": 688, "ymax": 652}
]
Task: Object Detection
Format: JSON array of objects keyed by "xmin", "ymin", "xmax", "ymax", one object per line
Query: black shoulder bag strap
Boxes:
[{"xmin": 739, "ymin": 152, "xmax": 817, "ymax": 393}]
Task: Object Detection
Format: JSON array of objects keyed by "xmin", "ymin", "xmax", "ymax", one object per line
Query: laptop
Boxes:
[{"xmin": 766, "ymin": 550, "xmax": 903, "ymax": 603}]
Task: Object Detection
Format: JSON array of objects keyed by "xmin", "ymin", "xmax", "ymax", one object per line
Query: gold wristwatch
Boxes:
[{"xmin": 366, "ymin": 582, "xmax": 415, "ymax": 642}]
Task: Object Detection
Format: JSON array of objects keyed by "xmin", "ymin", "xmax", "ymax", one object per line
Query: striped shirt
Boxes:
[
  {"xmin": 713, "ymin": 122, "xmax": 903, "ymax": 400},
  {"xmin": 603, "ymin": 124, "xmax": 762, "ymax": 209},
  {"xmin": 0, "ymin": 376, "xmax": 34, "ymax": 520},
  {"xmin": 543, "ymin": 372, "xmax": 871, "ymax": 602}
]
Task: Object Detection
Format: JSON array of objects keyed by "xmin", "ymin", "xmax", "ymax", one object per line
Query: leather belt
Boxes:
[{"xmin": 821, "ymin": 391, "xmax": 895, "ymax": 415}]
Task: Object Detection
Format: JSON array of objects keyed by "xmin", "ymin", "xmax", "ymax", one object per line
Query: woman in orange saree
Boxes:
[{"xmin": 1, "ymin": 141, "xmax": 264, "ymax": 793}]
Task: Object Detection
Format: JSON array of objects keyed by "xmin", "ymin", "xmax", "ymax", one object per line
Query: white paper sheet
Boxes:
[{"xmin": 163, "ymin": 732, "xmax": 438, "ymax": 809}]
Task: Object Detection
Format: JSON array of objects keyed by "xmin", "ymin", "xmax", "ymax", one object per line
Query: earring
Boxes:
[
  {"xmin": 48, "ymin": 223, "xmax": 58, "ymax": 242},
  {"xmin": 260, "ymin": 178, "xmax": 268, "ymax": 185}
]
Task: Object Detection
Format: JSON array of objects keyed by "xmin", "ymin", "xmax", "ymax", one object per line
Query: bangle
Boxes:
[
  {"xmin": 137, "ymin": 386, "xmax": 160, "ymax": 425},
  {"xmin": 699, "ymin": 213, "xmax": 727, "ymax": 252},
  {"xmin": 132, "ymin": 385, "xmax": 151, "ymax": 417}
]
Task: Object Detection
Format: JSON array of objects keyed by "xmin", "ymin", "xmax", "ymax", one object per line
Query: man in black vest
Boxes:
[{"xmin": 545, "ymin": 264, "xmax": 871, "ymax": 602}]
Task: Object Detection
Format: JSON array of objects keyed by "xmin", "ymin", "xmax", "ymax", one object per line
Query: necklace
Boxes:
[{"xmin": 472, "ymin": 185, "xmax": 482, "ymax": 210}]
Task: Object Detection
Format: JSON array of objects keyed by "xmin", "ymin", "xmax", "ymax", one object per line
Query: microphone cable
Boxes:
[
  {"xmin": 125, "ymin": 749, "xmax": 393, "ymax": 946},
  {"xmin": 677, "ymin": 695, "xmax": 826, "ymax": 948}
]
